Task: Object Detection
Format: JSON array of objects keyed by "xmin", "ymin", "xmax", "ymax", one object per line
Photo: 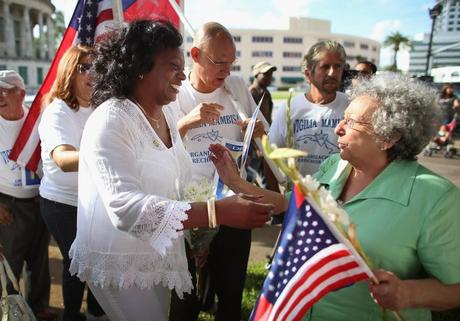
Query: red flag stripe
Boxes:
[
  {"xmin": 252, "ymin": 296, "xmax": 274, "ymax": 321},
  {"xmin": 291, "ymin": 273, "xmax": 369, "ymax": 321},
  {"xmin": 9, "ymin": 26, "xmax": 78, "ymax": 171},
  {"xmin": 272, "ymin": 253, "xmax": 363, "ymax": 320},
  {"xmin": 96, "ymin": 8, "xmax": 113, "ymax": 25},
  {"xmin": 274, "ymin": 261, "xmax": 365, "ymax": 321}
]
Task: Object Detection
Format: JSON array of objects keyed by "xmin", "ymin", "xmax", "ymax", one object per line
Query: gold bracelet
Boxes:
[{"xmin": 207, "ymin": 197, "xmax": 217, "ymax": 228}]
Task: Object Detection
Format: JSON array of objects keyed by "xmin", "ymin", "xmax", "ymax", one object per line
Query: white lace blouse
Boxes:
[{"xmin": 69, "ymin": 98, "xmax": 193, "ymax": 297}]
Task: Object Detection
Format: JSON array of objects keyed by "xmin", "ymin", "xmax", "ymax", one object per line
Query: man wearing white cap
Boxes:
[
  {"xmin": 0, "ymin": 70, "xmax": 56, "ymax": 320},
  {"xmin": 249, "ymin": 61, "xmax": 277, "ymax": 124}
]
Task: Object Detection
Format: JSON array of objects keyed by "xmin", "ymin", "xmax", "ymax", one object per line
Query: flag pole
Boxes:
[
  {"xmin": 112, "ymin": 0, "xmax": 124, "ymax": 22},
  {"xmin": 167, "ymin": 0, "xmax": 195, "ymax": 38}
]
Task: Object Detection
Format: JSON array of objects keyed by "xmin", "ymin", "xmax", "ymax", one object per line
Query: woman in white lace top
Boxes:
[{"xmin": 69, "ymin": 20, "xmax": 276, "ymax": 321}]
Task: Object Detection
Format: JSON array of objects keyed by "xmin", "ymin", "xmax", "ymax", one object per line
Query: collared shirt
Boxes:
[{"xmin": 303, "ymin": 154, "xmax": 460, "ymax": 321}]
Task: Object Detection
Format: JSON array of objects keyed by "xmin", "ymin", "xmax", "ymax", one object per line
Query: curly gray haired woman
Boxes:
[
  {"xmin": 350, "ymin": 73, "xmax": 437, "ymax": 160},
  {"xmin": 305, "ymin": 72, "xmax": 460, "ymax": 321}
]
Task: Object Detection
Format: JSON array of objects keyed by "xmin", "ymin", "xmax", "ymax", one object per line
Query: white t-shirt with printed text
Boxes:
[
  {"xmin": 168, "ymin": 75, "xmax": 257, "ymax": 181},
  {"xmin": 269, "ymin": 92, "xmax": 348, "ymax": 176},
  {"xmin": 0, "ymin": 107, "xmax": 39, "ymax": 198},
  {"xmin": 38, "ymin": 98, "xmax": 93, "ymax": 206}
]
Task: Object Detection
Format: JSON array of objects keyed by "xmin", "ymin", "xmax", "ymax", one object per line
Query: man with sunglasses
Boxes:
[
  {"xmin": 0, "ymin": 70, "xmax": 56, "ymax": 321},
  {"xmin": 168, "ymin": 22, "xmax": 264, "ymax": 321}
]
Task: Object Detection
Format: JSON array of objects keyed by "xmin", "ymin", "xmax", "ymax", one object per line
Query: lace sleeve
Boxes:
[{"xmin": 129, "ymin": 198, "xmax": 191, "ymax": 256}]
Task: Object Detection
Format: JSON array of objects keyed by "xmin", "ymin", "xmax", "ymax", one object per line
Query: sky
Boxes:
[{"xmin": 51, "ymin": 0, "xmax": 436, "ymax": 70}]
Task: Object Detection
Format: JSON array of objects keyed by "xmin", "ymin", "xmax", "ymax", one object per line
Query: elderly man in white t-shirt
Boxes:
[
  {"xmin": 0, "ymin": 70, "xmax": 56, "ymax": 320},
  {"xmin": 168, "ymin": 22, "xmax": 265, "ymax": 321}
]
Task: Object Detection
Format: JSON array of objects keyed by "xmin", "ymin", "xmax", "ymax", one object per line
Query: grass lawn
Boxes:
[
  {"xmin": 271, "ymin": 91, "xmax": 290, "ymax": 100},
  {"xmin": 197, "ymin": 261, "xmax": 460, "ymax": 321},
  {"xmin": 198, "ymin": 262, "xmax": 268, "ymax": 321}
]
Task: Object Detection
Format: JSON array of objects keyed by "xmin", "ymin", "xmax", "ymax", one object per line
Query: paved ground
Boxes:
[{"xmin": 36, "ymin": 139, "xmax": 460, "ymax": 319}]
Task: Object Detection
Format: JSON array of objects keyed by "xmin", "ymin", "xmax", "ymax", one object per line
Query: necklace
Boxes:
[{"xmin": 131, "ymin": 98, "xmax": 161, "ymax": 129}]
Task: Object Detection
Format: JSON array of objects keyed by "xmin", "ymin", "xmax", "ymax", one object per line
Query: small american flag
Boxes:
[
  {"xmin": 250, "ymin": 185, "xmax": 371, "ymax": 321},
  {"xmin": 9, "ymin": 0, "xmax": 180, "ymax": 172}
]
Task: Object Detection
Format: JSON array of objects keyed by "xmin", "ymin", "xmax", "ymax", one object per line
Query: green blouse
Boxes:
[{"xmin": 302, "ymin": 154, "xmax": 460, "ymax": 321}]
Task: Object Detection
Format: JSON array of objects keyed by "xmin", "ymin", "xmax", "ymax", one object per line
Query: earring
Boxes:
[{"xmin": 138, "ymin": 74, "xmax": 144, "ymax": 80}]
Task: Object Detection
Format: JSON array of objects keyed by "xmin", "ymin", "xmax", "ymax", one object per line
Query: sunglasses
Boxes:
[{"xmin": 76, "ymin": 63, "xmax": 91, "ymax": 74}]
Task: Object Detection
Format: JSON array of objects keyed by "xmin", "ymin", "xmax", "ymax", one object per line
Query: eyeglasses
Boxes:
[
  {"xmin": 76, "ymin": 63, "xmax": 91, "ymax": 74},
  {"xmin": 0, "ymin": 88, "xmax": 19, "ymax": 97},
  {"xmin": 202, "ymin": 52, "xmax": 236, "ymax": 69},
  {"xmin": 340, "ymin": 117, "xmax": 372, "ymax": 131}
]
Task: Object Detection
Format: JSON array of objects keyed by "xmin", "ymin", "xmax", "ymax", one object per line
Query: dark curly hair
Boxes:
[{"xmin": 91, "ymin": 19, "xmax": 183, "ymax": 107}]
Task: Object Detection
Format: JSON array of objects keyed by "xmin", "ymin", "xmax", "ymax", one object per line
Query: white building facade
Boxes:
[
  {"xmin": 0, "ymin": 0, "xmax": 55, "ymax": 93},
  {"xmin": 184, "ymin": 17, "xmax": 381, "ymax": 87},
  {"xmin": 409, "ymin": 0, "xmax": 460, "ymax": 76}
]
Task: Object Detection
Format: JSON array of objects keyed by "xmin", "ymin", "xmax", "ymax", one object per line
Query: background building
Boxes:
[
  {"xmin": 0, "ymin": 0, "xmax": 55, "ymax": 93},
  {"xmin": 184, "ymin": 17, "xmax": 381, "ymax": 87},
  {"xmin": 409, "ymin": 0, "xmax": 460, "ymax": 76}
]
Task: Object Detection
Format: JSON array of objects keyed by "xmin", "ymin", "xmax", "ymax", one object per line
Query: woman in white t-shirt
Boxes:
[{"xmin": 38, "ymin": 44, "xmax": 105, "ymax": 321}]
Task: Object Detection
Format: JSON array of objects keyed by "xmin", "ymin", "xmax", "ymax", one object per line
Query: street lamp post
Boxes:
[{"xmin": 425, "ymin": 3, "xmax": 443, "ymax": 76}]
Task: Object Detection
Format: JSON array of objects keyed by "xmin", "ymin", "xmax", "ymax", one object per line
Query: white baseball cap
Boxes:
[
  {"xmin": 252, "ymin": 61, "xmax": 277, "ymax": 77},
  {"xmin": 0, "ymin": 70, "xmax": 25, "ymax": 91}
]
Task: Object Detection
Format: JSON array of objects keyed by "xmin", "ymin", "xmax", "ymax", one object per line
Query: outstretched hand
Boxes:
[
  {"xmin": 216, "ymin": 194, "xmax": 273, "ymax": 229},
  {"xmin": 209, "ymin": 144, "xmax": 240, "ymax": 187}
]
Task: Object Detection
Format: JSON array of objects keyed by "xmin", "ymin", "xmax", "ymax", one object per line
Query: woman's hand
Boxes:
[
  {"xmin": 369, "ymin": 270, "xmax": 460, "ymax": 311},
  {"xmin": 216, "ymin": 194, "xmax": 273, "ymax": 229},
  {"xmin": 209, "ymin": 143, "xmax": 240, "ymax": 188},
  {"xmin": 236, "ymin": 119, "xmax": 266, "ymax": 139},
  {"xmin": 368, "ymin": 269, "xmax": 410, "ymax": 310}
]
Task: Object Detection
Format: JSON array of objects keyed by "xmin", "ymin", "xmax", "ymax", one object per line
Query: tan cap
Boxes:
[
  {"xmin": 0, "ymin": 70, "xmax": 25, "ymax": 90},
  {"xmin": 252, "ymin": 61, "xmax": 277, "ymax": 77}
]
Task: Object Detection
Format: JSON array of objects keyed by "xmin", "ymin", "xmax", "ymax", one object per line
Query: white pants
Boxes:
[{"xmin": 88, "ymin": 283, "xmax": 171, "ymax": 321}]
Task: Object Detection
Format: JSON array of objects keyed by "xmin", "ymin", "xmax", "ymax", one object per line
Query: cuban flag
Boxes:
[
  {"xmin": 9, "ymin": 0, "xmax": 180, "ymax": 172},
  {"xmin": 250, "ymin": 184, "xmax": 372, "ymax": 321}
]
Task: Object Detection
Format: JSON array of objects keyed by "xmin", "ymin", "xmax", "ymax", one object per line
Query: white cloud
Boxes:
[
  {"xmin": 369, "ymin": 20, "xmax": 401, "ymax": 42},
  {"xmin": 413, "ymin": 32, "xmax": 425, "ymax": 41}
]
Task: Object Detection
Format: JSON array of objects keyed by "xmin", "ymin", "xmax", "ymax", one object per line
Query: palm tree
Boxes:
[{"xmin": 384, "ymin": 32, "xmax": 411, "ymax": 71}]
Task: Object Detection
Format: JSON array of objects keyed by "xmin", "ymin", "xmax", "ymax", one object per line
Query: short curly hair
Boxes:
[
  {"xmin": 91, "ymin": 19, "xmax": 183, "ymax": 107},
  {"xmin": 350, "ymin": 73, "xmax": 437, "ymax": 160}
]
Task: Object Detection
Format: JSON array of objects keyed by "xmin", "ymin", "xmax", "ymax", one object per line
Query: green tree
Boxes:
[{"xmin": 383, "ymin": 32, "xmax": 411, "ymax": 71}]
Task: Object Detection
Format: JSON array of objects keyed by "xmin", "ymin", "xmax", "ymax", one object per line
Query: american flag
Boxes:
[
  {"xmin": 250, "ymin": 185, "xmax": 372, "ymax": 321},
  {"xmin": 9, "ymin": 0, "xmax": 180, "ymax": 172}
]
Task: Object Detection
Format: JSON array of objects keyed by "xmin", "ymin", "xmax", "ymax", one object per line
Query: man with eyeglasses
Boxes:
[
  {"xmin": 168, "ymin": 22, "xmax": 264, "ymax": 321},
  {"xmin": 268, "ymin": 41, "xmax": 349, "ymax": 182},
  {"xmin": 0, "ymin": 70, "xmax": 56, "ymax": 321}
]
